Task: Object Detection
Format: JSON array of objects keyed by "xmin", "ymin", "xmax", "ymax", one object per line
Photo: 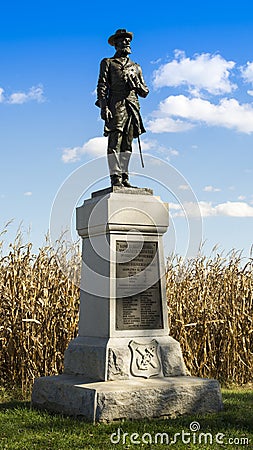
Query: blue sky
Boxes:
[{"xmin": 1, "ymin": 0, "xmax": 253, "ymax": 258}]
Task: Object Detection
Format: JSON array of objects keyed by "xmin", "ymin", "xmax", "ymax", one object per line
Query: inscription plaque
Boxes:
[{"xmin": 116, "ymin": 241, "xmax": 163, "ymax": 330}]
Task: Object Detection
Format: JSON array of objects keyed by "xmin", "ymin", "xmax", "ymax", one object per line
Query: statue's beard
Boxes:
[
  {"xmin": 116, "ymin": 45, "xmax": 131, "ymax": 56},
  {"xmin": 122, "ymin": 46, "xmax": 131, "ymax": 55}
]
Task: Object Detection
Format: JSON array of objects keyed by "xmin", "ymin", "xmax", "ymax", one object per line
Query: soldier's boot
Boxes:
[
  {"xmin": 122, "ymin": 173, "xmax": 132, "ymax": 187},
  {"xmin": 108, "ymin": 149, "xmax": 122, "ymax": 187},
  {"xmin": 110, "ymin": 174, "xmax": 123, "ymax": 187},
  {"xmin": 120, "ymin": 151, "xmax": 132, "ymax": 187}
]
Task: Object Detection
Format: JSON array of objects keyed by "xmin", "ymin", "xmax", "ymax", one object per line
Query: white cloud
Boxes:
[
  {"xmin": 143, "ymin": 140, "xmax": 179, "ymax": 160},
  {"xmin": 132, "ymin": 138, "xmax": 156, "ymax": 153},
  {"xmin": 170, "ymin": 201, "xmax": 253, "ymax": 218},
  {"xmin": 62, "ymin": 136, "xmax": 107, "ymax": 163},
  {"xmin": 179, "ymin": 184, "xmax": 190, "ymax": 191},
  {"xmin": 134, "ymin": 139, "xmax": 179, "ymax": 159},
  {"xmin": 150, "ymin": 58, "xmax": 162, "ymax": 65},
  {"xmin": 153, "ymin": 51, "xmax": 236, "ymax": 95},
  {"xmin": 61, "ymin": 147, "xmax": 81, "ymax": 163},
  {"xmin": 0, "ymin": 88, "xmax": 5, "ymax": 103},
  {"xmin": 169, "ymin": 148, "xmax": 179, "ymax": 156},
  {"xmin": 241, "ymin": 61, "xmax": 253, "ymax": 84},
  {"xmin": 24, "ymin": 191, "xmax": 32, "ymax": 196},
  {"xmin": 215, "ymin": 201, "xmax": 253, "ymax": 217},
  {"xmin": 247, "ymin": 90, "xmax": 253, "ymax": 97},
  {"xmin": 62, "ymin": 137, "xmax": 179, "ymax": 164},
  {"xmin": 170, "ymin": 201, "xmax": 203, "ymax": 218},
  {"xmin": 148, "ymin": 158, "xmax": 163, "ymax": 166},
  {"xmin": 196, "ymin": 202, "xmax": 216, "ymax": 217},
  {"xmin": 8, "ymin": 85, "xmax": 45, "ymax": 104},
  {"xmin": 204, "ymin": 185, "xmax": 221, "ymax": 192},
  {"xmin": 148, "ymin": 95, "xmax": 253, "ymax": 134},
  {"xmin": 148, "ymin": 115, "xmax": 194, "ymax": 133},
  {"xmin": 10, "ymin": 93, "xmax": 28, "ymax": 104}
]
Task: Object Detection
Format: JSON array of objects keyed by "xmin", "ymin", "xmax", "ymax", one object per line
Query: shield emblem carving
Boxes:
[{"xmin": 129, "ymin": 339, "xmax": 161, "ymax": 378}]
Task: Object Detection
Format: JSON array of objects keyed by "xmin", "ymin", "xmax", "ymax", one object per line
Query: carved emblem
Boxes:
[{"xmin": 129, "ymin": 340, "xmax": 161, "ymax": 378}]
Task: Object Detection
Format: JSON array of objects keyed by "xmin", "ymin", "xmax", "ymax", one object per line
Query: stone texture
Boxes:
[
  {"xmin": 91, "ymin": 186, "xmax": 153, "ymax": 198},
  {"xmin": 64, "ymin": 337, "xmax": 107, "ymax": 380},
  {"xmin": 32, "ymin": 375, "xmax": 223, "ymax": 423},
  {"xmin": 159, "ymin": 337, "xmax": 188, "ymax": 377},
  {"xmin": 64, "ymin": 336, "xmax": 187, "ymax": 380},
  {"xmin": 76, "ymin": 189, "xmax": 169, "ymax": 238},
  {"xmin": 75, "ymin": 190, "xmax": 170, "ymax": 341},
  {"xmin": 31, "ymin": 188, "xmax": 223, "ymax": 421}
]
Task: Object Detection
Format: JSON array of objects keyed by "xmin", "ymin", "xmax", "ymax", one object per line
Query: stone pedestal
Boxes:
[{"xmin": 31, "ymin": 187, "xmax": 223, "ymax": 421}]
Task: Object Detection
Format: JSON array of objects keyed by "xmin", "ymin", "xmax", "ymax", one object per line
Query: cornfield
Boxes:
[
  {"xmin": 0, "ymin": 228, "xmax": 252, "ymax": 393},
  {"xmin": 0, "ymin": 228, "xmax": 80, "ymax": 394},
  {"xmin": 166, "ymin": 251, "xmax": 253, "ymax": 385}
]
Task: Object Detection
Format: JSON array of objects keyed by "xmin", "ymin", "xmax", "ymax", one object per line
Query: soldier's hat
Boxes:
[{"xmin": 108, "ymin": 29, "xmax": 133, "ymax": 46}]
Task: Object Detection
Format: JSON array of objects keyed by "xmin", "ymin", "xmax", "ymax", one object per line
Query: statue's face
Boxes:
[{"xmin": 115, "ymin": 36, "xmax": 131, "ymax": 56}]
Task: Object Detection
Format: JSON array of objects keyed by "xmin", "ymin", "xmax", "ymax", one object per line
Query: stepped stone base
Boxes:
[{"xmin": 31, "ymin": 375, "xmax": 223, "ymax": 423}]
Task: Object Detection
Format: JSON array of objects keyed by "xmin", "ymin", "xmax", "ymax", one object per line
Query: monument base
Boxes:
[
  {"xmin": 64, "ymin": 335, "xmax": 187, "ymax": 380},
  {"xmin": 31, "ymin": 375, "xmax": 223, "ymax": 423},
  {"xmin": 31, "ymin": 188, "xmax": 223, "ymax": 421}
]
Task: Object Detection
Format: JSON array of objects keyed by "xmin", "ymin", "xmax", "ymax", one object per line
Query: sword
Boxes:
[{"xmin": 137, "ymin": 135, "xmax": 144, "ymax": 168}]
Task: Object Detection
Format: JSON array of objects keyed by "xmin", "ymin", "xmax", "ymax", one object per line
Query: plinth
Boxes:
[{"xmin": 31, "ymin": 187, "xmax": 223, "ymax": 421}]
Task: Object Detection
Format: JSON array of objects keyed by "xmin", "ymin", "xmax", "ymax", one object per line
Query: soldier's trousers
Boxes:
[{"xmin": 107, "ymin": 123, "xmax": 134, "ymax": 177}]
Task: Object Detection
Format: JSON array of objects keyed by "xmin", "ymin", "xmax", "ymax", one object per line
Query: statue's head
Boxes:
[{"xmin": 108, "ymin": 29, "xmax": 133, "ymax": 56}]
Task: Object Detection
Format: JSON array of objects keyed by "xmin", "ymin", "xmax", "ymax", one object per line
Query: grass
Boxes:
[{"xmin": 0, "ymin": 386, "xmax": 252, "ymax": 449}]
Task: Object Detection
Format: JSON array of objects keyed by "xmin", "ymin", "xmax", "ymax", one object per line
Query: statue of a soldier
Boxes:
[{"xmin": 96, "ymin": 29, "xmax": 149, "ymax": 187}]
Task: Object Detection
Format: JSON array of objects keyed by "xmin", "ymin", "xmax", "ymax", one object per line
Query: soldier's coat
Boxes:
[{"xmin": 96, "ymin": 55, "xmax": 149, "ymax": 138}]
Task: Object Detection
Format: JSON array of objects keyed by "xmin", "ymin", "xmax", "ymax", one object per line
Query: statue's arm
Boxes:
[
  {"xmin": 127, "ymin": 64, "xmax": 149, "ymax": 98},
  {"xmin": 95, "ymin": 59, "xmax": 113, "ymax": 121},
  {"xmin": 135, "ymin": 65, "xmax": 149, "ymax": 98}
]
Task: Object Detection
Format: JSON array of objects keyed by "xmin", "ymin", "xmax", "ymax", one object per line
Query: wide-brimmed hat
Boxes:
[{"xmin": 108, "ymin": 29, "xmax": 133, "ymax": 46}]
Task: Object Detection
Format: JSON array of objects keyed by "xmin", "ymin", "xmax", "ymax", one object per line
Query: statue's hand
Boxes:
[
  {"xmin": 127, "ymin": 73, "xmax": 149, "ymax": 97},
  {"xmin": 101, "ymin": 106, "xmax": 113, "ymax": 122},
  {"xmin": 127, "ymin": 74, "xmax": 139, "ymax": 90}
]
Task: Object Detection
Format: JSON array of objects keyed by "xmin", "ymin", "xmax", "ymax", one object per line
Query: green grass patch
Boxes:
[{"xmin": 0, "ymin": 386, "xmax": 252, "ymax": 449}]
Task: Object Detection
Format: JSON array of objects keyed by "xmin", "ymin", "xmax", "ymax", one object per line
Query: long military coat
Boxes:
[{"xmin": 96, "ymin": 55, "xmax": 149, "ymax": 138}]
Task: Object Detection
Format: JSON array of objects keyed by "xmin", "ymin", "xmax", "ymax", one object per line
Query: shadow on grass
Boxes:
[
  {"xmin": 218, "ymin": 389, "xmax": 253, "ymax": 432},
  {"xmin": 0, "ymin": 400, "xmax": 31, "ymax": 411}
]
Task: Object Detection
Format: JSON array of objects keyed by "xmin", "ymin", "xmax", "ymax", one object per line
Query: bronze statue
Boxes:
[{"xmin": 96, "ymin": 29, "xmax": 149, "ymax": 187}]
